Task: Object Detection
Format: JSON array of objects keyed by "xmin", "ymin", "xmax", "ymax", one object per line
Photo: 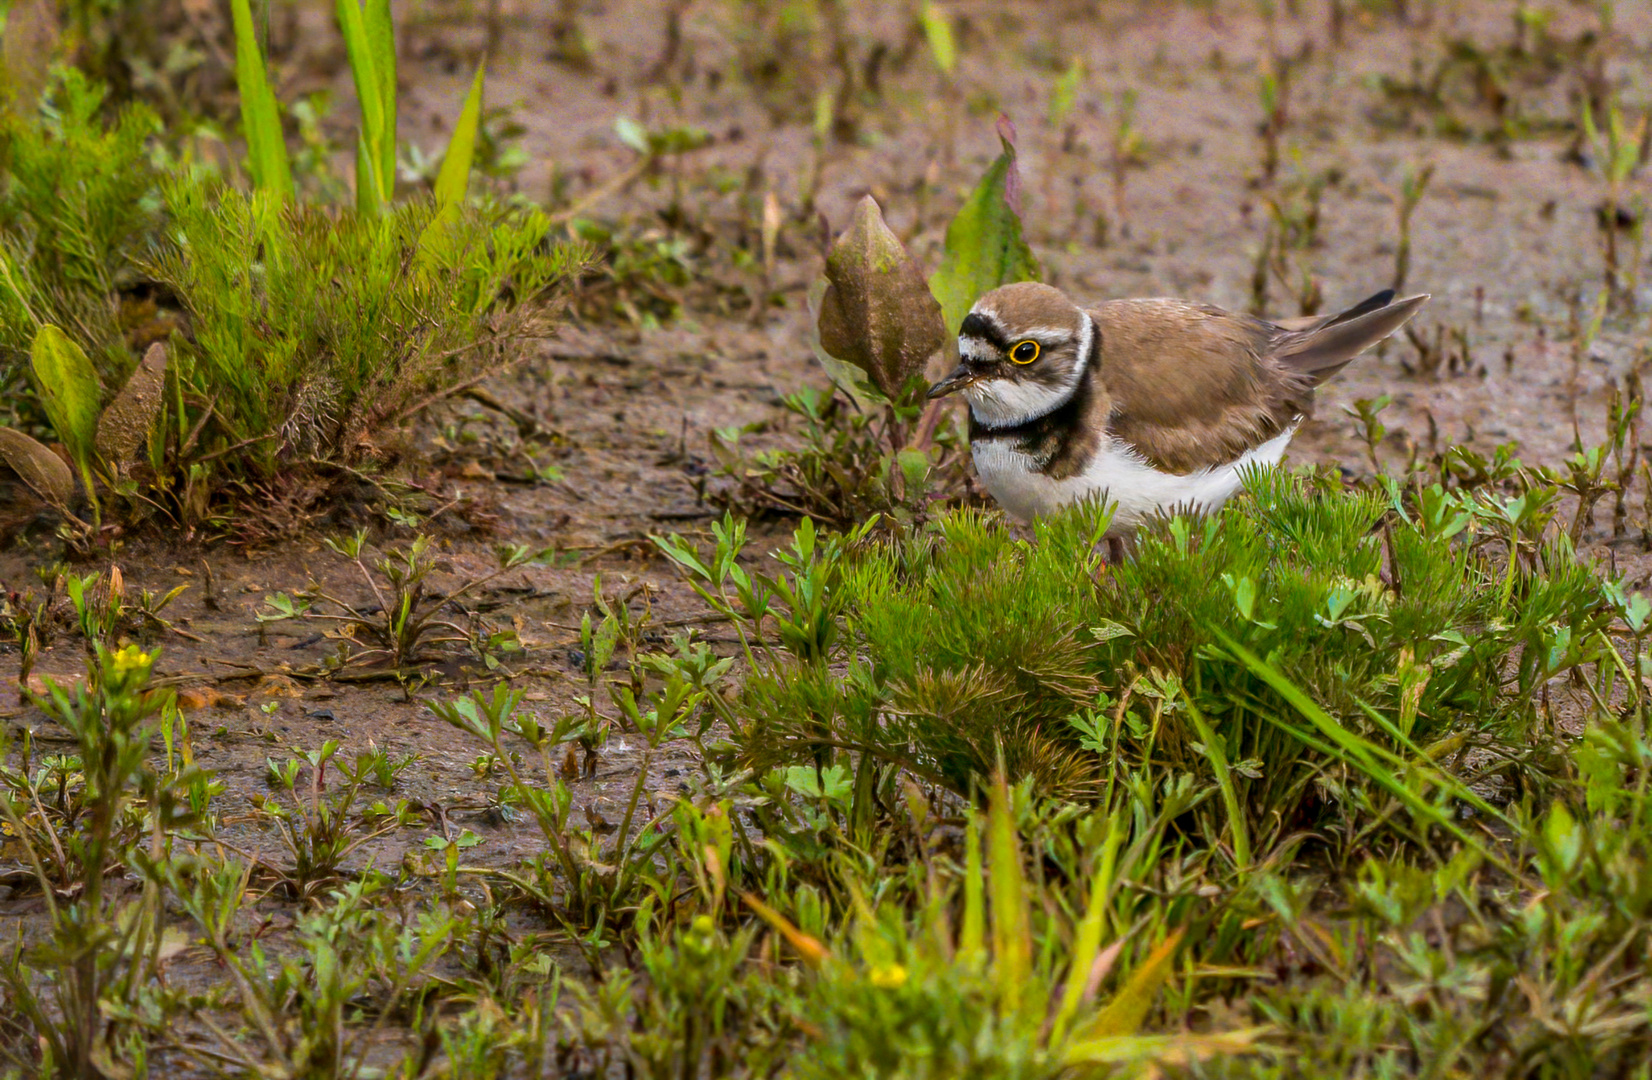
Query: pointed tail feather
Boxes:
[
  {"xmin": 1272, "ymin": 289, "xmax": 1398, "ymax": 334},
  {"xmin": 1275, "ymin": 293, "xmax": 1429, "ymax": 383}
]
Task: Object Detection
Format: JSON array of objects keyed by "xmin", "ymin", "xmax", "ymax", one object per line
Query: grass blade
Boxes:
[
  {"xmin": 1183, "ymin": 689, "xmax": 1252, "ymax": 869},
  {"xmin": 1211, "ymin": 628, "xmax": 1509, "ymax": 871},
  {"xmin": 987, "ymin": 769, "xmax": 1030, "ymax": 1016},
  {"xmin": 336, "ymin": 0, "xmax": 385, "ymax": 212},
  {"xmin": 434, "ymin": 64, "xmax": 486, "ymax": 212},
  {"xmin": 960, "ymin": 812, "xmax": 983, "ymax": 962},
  {"xmin": 739, "ymin": 891, "xmax": 830, "ymax": 967},
  {"xmin": 365, "ymin": 0, "xmax": 397, "ymax": 200},
  {"xmin": 229, "ymin": 0, "xmax": 293, "ymax": 202},
  {"xmin": 355, "ymin": 137, "xmax": 382, "ymax": 216},
  {"xmin": 1074, "ymin": 927, "xmax": 1184, "ymax": 1040},
  {"xmin": 1051, "ymin": 859, "xmax": 1114, "ymax": 1043},
  {"xmin": 1064, "ymin": 1025, "xmax": 1276, "ymax": 1067}
]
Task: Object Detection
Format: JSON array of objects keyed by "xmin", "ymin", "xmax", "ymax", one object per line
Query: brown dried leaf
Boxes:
[
  {"xmin": 0, "ymin": 426, "xmax": 75, "ymax": 507},
  {"xmin": 177, "ymin": 686, "xmax": 245, "ymax": 711},
  {"xmin": 95, "ymin": 342, "xmax": 168, "ymax": 472},
  {"xmin": 816, "ymin": 195, "xmax": 947, "ymax": 400}
]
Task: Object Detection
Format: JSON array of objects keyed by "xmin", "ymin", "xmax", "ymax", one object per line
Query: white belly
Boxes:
[{"xmin": 971, "ymin": 426, "xmax": 1296, "ymax": 532}]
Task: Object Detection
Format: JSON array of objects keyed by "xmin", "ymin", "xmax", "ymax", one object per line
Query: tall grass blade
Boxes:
[
  {"xmin": 960, "ymin": 813, "xmax": 984, "ymax": 961},
  {"xmin": 739, "ymin": 891, "xmax": 830, "ymax": 967},
  {"xmin": 987, "ymin": 769, "xmax": 1030, "ymax": 1015},
  {"xmin": 1183, "ymin": 690, "xmax": 1252, "ymax": 869},
  {"xmin": 1051, "ymin": 860, "xmax": 1115, "ymax": 1043},
  {"xmin": 434, "ymin": 64, "xmax": 486, "ymax": 212},
  {"xmin": 336, "ymin": 0, "xmax": 386, "ymax": 212},
  {"xmin": 355, "ymin": 137, "xmax": 382, "ymax": 216},
  {"xmin": 229, "ymin": 0, "xmax": 293, "ymax": 202},
  {"xmin": 1211, "ymin": 628, "xmax": 1504, "ymax": 868},
  {"xmin": 364, "ymin": 0, "xmax": 396, "ymax": 199}
]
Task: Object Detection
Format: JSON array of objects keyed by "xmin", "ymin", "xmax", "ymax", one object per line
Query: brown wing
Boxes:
[{"xmin": 1092, "ymin": 298, "xmax": 1313, "ymax": 475}]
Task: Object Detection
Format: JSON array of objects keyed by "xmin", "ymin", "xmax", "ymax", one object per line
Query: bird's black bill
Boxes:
[{"xmin": 926, "ymin": 364, "xmax": 976, "ymax": 399}]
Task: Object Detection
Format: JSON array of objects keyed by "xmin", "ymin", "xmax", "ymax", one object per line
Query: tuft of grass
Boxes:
[{"xmin": 134, "ymin": 177, "xmax": 589, "ymax": 525}]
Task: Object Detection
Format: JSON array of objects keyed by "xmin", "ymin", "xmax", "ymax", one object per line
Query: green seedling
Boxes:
[
  {"xmin": 259, "ymin": 532, "xmax": 541, "ymax": 677},
  {"xmin": 1582, "ymin": 99, "xmax": 1648, "ymax": 305}
]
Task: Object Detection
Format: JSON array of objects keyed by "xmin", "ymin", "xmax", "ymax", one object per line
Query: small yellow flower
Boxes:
[
  {"xmin": 868, "ymin": 963, "xmax": 907, "ymax": 990},
  {"xmin": 109, "ymin": 645, "xmax": 154, "ymax": 676}
]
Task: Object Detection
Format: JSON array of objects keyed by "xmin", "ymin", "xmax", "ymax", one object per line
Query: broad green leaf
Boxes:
[
  {"xmin": 987, "ymin": 770, "xmax": 1030, "ymax": 1015},
  {"xmin": 95, "ymin": 341, "xmax": 168, "ymax": 472},
  {"xmin": 30, "ymin": 325, "xmax": 100, "ymax": 498},
  {"xmin": 0, "ymin": 427, "xmax": 74, "ymax": 507},
  {"xmin": 365, "ymin": 0, "xmax": 397, "ymax": 198},
  {"xmin": 928, "ymin": 118, "xmax": 1041, "ymax": 340},
  {"xmin": 434, "ymin": 64, "xmax": 485, "ymax": 212},
  {"xmin": 920, "ymin": 1, "xmax": 956, "ymax": 76},
  {"xmin": 230, "ymin": 0, "xmax": 293, "ymax": 201},
  {"xmin": 815, "ymin": 196, "xmax": 946, "ymax": 401},
  {"xmin": 1076, "ymin": 927, "xmax": 1184, "ymax": 1040}
]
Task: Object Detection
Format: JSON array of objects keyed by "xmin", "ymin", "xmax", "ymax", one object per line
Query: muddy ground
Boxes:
[{"xmin": 3, "ymin": 0, "xmax": 1652, "ymax": 890}]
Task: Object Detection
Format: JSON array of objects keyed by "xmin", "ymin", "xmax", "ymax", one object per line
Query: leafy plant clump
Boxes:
[
  {"xmin": 0, "ymin": 3, "xmax": 592, "ymax": 537},
  {"xmin": 665, "ymin": 467, "xmax": 1614, "ymax": 843}
]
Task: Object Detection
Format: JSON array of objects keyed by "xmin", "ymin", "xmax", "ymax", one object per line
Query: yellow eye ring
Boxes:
[{"xmin": 1010, "ymin": 340, "xmax": 1040, "ymax": 364}]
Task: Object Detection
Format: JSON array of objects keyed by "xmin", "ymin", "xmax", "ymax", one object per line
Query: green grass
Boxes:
[{"xmin": 11, "ymin": 474, "xmax": 1652, "ymax": 1074}]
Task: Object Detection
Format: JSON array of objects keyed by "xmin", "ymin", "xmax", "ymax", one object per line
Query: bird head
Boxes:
[{"xmin": 926, "ymin": 282, "xmax": 1094, "ymax": 427}]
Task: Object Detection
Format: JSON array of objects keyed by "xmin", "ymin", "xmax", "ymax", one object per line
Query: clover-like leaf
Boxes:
[
  {"xmin": 0, "ymin": 427, "xmax": 74, "ymax": 508},
  {"xmin": 928, "ymin": 115, "xmax": 1042, "ymax": 341},
  {"xmin": 96, "ymin": 341, "xmax": 168, "ymax": 472},
  {"xmin": 816, "ymin": 195, "xmax": 947, "ymax": 401}
]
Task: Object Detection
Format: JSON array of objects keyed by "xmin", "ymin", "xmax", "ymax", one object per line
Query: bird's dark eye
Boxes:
[{"xmin": 1010, "ymin": 340, "xmax": 1040, "ymax": 364}]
